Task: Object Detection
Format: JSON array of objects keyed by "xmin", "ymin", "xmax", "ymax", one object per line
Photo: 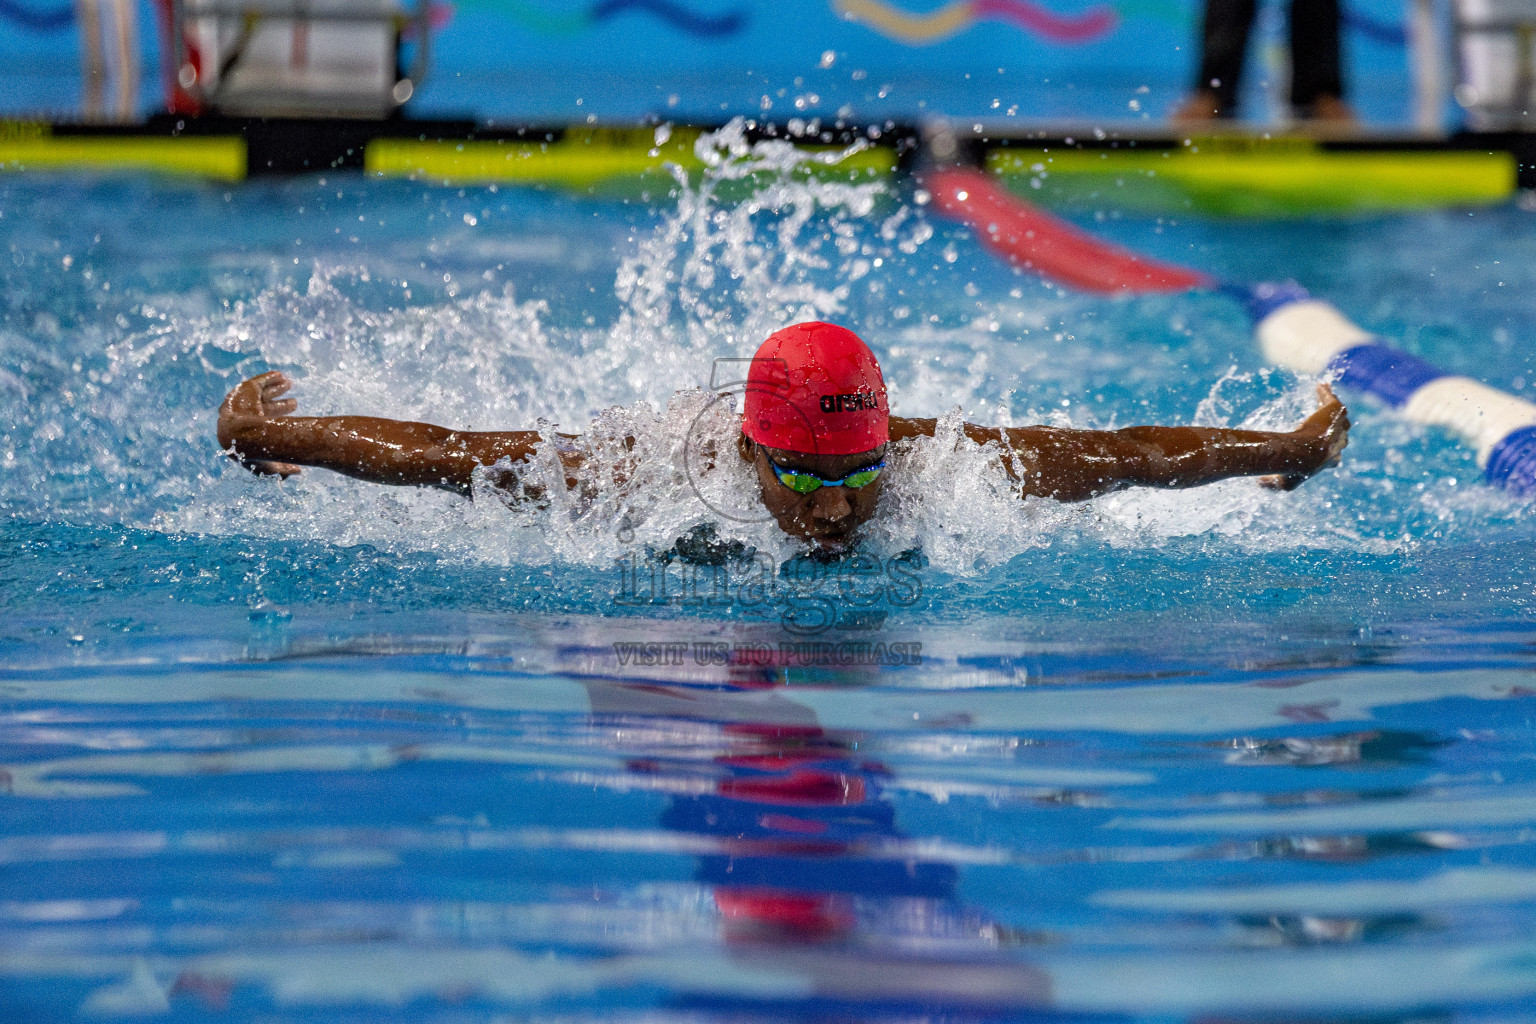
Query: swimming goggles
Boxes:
[{"xmin": 768, "ymin": 458, "xmax": 886, "ymax": 494}]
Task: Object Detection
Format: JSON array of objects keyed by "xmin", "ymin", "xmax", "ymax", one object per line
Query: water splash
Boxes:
[{"xmin": 1, "ymin": 122, "xmax": 1523, "ymax": 581}]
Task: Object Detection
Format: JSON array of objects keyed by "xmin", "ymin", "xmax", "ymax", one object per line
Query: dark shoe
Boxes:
[{"xmin": 1299, "ymin": 94, "xmax": 1357, "ymax": 124}]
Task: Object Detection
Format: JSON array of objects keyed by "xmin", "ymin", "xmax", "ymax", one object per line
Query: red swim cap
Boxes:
[{"xmin": 741, "ymin": 322, "xmax": 889, "ymax": 456}]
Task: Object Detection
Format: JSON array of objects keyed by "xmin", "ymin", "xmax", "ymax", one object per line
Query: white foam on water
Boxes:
[{"xmin": 96, "ymin": 121, "xmax": 929, "ymax": 569}]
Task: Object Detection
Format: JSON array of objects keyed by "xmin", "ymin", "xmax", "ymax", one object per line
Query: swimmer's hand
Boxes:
[
  {"xmin": 1258, "ymin": 383, "xmax": 1350, "ymax": 491},
  {"xmin": 218, "ymin": 371, "xmax": 304, "ymax": 478}
]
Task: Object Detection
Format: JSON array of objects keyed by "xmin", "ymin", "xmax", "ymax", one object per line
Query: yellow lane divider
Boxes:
[
  {"xmin": 364, "ymin": 127, "xmax": 896, "ymax": 190},
  {"xmin": 0, "ymin": 122, "xmax": 247, "ymax": 181},
  {"xmin": 991, "ymin": 140, "xmax": 1517, "ymax": 217}
]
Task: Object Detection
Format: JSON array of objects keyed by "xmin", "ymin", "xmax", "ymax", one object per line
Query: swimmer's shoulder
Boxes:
[{"xmin": 888, "ymin": 416, "xmax": 937, "ymax": 442}]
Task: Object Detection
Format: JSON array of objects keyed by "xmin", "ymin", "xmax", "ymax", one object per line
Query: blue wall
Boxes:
[{"xmin": 0, "ymin": 0, "xmax": 1424, "ymax": 127}]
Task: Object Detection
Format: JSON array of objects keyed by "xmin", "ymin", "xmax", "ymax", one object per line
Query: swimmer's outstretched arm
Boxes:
[
  {"xmin": 891, "ymin": 383, "xmax": 1349, "ymax": 502},
  {"xmin": 216, "ymin": 371, "xmax": 545, "ymax": 496}
]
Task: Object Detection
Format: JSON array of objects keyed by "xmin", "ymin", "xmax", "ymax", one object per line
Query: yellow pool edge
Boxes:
[
  {"xmin": 364, "ymin": 132, "xmax": 897, "ymax": 188},
  {"xmin": 0, "ymin": 119, "xmax": 1518, "ymax": 209},
  {"xmin": 989, "ymin": 145, "xmax": 1518, "ymax": 213},
  {"xmin": 0, "ymin": 128, "xmax": 247, "ymax": 181}
]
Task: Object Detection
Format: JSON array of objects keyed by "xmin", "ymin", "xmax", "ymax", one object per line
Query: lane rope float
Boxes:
[
  {"xmin": 1247, "ymin": 283, "xmax": 1536, "ymax": 495},
  {"xmin": 925, "ymin": 165, "xmax": 1536, "ymax": 496}
]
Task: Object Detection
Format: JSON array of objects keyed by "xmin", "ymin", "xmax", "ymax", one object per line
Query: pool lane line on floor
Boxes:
[{"xmin": 925, "ymin": 165, "xmax": 1536, "ymax": 498}]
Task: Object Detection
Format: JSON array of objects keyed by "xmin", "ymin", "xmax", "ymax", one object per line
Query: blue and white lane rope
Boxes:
[
  {"xmin": 922, "ymin": 178, "xmax": 1535, "ymax": 497},
  {"xmin": 1239, "ymin": 282, "xmax": 1536, "ymax": 497}
]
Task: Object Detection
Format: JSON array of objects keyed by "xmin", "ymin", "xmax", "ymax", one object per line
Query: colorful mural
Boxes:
[
  {"xmin": 0, "ymin": 0, "xmax": 1423, "ymax": 128},
  {"xmin": 833, "ymin": 0, "xmax": 1115, "ymax": 45},
  {"xmin": 467, "ymin": 0, "xmax": 748, "ymax": 37},
  {"xmin": 0, "ymin": 0, "xmax": 73, "ymax": 30}
]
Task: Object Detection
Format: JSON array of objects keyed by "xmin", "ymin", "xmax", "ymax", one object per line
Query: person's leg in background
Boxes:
[
  {"xmin": 75, "ymin": 0, "xmax": 105, "ymax": 120},
  {"xmin": 1290, "ymin": 0, "xmax": 1356, "ymax": 120},
  {"xmin": 107, "ymin": 0, "xmax": 140, "ymax": 122},
  {"xmin": 1174, "ymin": 0, "xmax": 1257, "ymax": 120}
]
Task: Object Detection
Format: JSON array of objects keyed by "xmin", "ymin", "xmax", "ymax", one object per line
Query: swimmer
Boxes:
[{"xmin": 216, "ymin": 321, "xmax": 1349, "ymax": 551}]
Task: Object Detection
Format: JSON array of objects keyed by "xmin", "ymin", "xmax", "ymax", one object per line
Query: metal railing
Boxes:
[{"xmin": 170, "ymin": 0, "xmax": 429, "ymax": 117}]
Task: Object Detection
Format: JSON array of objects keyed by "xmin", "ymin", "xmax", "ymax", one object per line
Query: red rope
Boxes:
[{"xmin": 925, "ymin": 166, "xmax": 1211, "ymax": 294}]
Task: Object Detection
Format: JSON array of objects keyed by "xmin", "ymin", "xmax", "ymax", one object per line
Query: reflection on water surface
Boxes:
[{"xmin": 3, "ymin": 612, "xmax": 1536, "ymax": 1021}]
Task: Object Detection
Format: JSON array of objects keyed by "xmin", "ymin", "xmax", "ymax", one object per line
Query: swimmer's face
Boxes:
[{"xmin": 741, "ymin": 435, "xmax": 886, "ymax": 551}]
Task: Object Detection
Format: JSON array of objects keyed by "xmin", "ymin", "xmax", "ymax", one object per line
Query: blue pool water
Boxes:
[{"xmin": 4, "ymin": 131, "xmax": 1536, "ymax": 1021}]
